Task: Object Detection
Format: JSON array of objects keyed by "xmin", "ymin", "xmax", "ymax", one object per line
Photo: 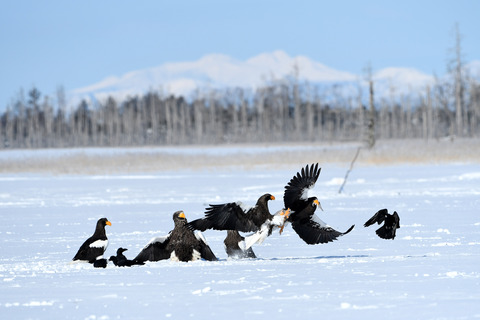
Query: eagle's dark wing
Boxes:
[
  {"xmin": 363, "ymin": 208, "xmax": 388, "ymax": 227},
  {"xmin": 134, "ymin": 235, "xmax": 172, "ymax": 262},
  {"xmin": 187, "ymin": 217, "xmax": 210, "ymax": 231},
  {"xmin": 291, "ymin": 214, "xmax": 354, "ymax": 245},
  {"xmin": 72, "ymin": 236, "xmax": 108, "ymax": 263},
  {"xmin": 72, "ymin": 238, "xmax": 93, "ymax": 261},
  {"xmin": 194, "ymin": 232, "xmax": 218, "ymax": 261},
  {"xmin": 284, "ymin": 163, "xmax": 321, "ymax": 211},
  {"xmin": 188, "ymin": 202, "xmax": 259, "ymax": 233}
]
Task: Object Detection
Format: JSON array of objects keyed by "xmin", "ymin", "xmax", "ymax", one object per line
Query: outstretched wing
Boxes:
[
  {"xmin": 292, "ymin": 214, "xmax": 354, "ymax": 245},
  {"xmin": 393, "ymin": 211, "xmax": 400, "ymax": 228},
  {"xmin": 194, "ymin": 231, "xmax": 218, "ymax": 261},
  {"xmin": 284, "ymin": 163, "xmax": 321, "ymax": 211},
  {"xmin": 134, "ymin": 235, "xmax": 171, "ymax": 262},
  {"xmin": 364, "ymin": 208, "xmax": 388, "ymax": 227},
  {"xmin": 188, "ymin": 202, "xmax": 258, "ymax": 233}
]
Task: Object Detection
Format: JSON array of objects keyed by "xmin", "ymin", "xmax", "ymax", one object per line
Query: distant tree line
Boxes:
[
  {"xmin": 1, "ymin": 25, "xmax": 479, "ymax": 149},
  {"xmin": 1, "ymin": 74, "xmax": 479, "ymax": 149}
]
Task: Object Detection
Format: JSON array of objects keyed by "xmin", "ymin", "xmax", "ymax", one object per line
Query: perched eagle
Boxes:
[
  {"xmin": 134, "ymin": 211, "xmax": 217, "ymax": 263},
  {"xmin": 72, "ymin": 218, "xmax": 111, "ymax": 263}
]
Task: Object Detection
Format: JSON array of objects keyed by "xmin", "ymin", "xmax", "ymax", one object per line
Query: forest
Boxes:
[
  {"xmin": 1, "ymin": 36, "xmax": 480, "ymax": 150},
  {"xmin": 1, "ymin": 68, "xmax": 479, "ymax": 150}
]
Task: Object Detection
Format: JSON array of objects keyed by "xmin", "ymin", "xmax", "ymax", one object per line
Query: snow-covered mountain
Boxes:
[
  {"xmin": 71, "ymin": 50, "xmax": 479, "ymax": 104},
  {"xmin": 71, "ymin": 50, "xmax": 359, "ymax": 103}
]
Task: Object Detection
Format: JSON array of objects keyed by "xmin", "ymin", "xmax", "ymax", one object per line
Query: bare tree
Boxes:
[
  {"xmin": 450, "ymin": 23, "xmax": 465, "ymax": 137},
  {"xmin": 2, "ymin": 58, "xmax": 480, "ymax": 149},
  {"xmin": 365, "ymin": 64, "xmax": 376, "ymax": 149},
  {"xmin": 470, "ymin": 81, "xmax": 480, "ymax": 137},
  {"xmin": 305, "ymin": 84, "xmax": 314, "ymax": 141},
  {"xmin": 193, "ymin": 97, "xmax": 204, "ymax": 144}
]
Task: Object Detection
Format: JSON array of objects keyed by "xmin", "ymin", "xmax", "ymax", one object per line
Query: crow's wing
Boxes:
[
  {"xmin": 393, "ymin": 211, "xmax": 401, "ymax": 228},
  {"xmin": 364, "ymin": 208, "xmax": 388, "ymax": 227}
]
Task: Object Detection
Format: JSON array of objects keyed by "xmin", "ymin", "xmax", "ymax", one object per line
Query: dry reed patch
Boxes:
[{"xmin": 0, "ymin": 139, "xmax": 479, "ymax": 174}]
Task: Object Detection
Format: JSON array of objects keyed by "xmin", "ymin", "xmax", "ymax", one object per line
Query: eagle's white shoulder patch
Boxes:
[
  {"xmin": 311, "ymin": 214, "xmax": 328, "ymax": 228},
  {"xmin": 89, "ymin": 239, "xmax": 108, "ymax": 249},
  {"xmin": 148, "ymin": 235, "xmax": 169, "ymax": 245},
  {"xmin": 194, "ymin": 231, "xmax": 208, "ymax": 244}
]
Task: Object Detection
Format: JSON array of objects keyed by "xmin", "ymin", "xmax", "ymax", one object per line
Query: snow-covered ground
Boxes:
[{"xmin": 0, "ymin": 155, "xmax": 479, "ymax": 319}]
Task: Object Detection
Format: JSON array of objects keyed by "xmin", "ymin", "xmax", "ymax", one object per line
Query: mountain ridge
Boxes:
[{"xmin": 70, "ymin": 50, "xmax": 479, "ymax": 104}]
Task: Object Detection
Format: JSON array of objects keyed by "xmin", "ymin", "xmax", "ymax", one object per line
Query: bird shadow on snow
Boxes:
[
  {"xmin": 255, "ymin": 255, "xmax": 370, "ymax": 262},
  {"xmin": 271, "ymin": 254, "xmax": 436, "ymax": 261}
]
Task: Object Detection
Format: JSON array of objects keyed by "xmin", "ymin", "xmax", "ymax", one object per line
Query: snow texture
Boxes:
[{"xmin": 0, "ymin": 157, "xmax": 479, "ymax": 319}]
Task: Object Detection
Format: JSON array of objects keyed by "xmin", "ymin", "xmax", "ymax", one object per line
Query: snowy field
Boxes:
[{"xmin": 1, "ymin": 145, "xmax": 479, "ymax": 319}]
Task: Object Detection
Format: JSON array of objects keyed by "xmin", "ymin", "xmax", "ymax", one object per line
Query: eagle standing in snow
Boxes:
[
  {"xmin": 134, "ymin": 211, "xmax": 217, "ymax": 262},
  {"xmin": 283, "ymin": 163, "xmax": 354, "ymax": 244},
  {"xmin": 72, "ymin": 218, "xmax": 111, "ymax": 263},
  {"xmin": 224, "ymin": 230, "xmax": 257, "ymax": 259}
]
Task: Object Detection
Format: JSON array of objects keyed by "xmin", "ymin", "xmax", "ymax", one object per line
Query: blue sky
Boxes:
[{"xmin": 1, "ymin": 0, "xmax": 479, "ymax": 108}]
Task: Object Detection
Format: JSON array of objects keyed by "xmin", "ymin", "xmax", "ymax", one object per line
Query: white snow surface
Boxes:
[{"xmin": 1, "ymin": 159, "xmax": 480, "ymax": 319}]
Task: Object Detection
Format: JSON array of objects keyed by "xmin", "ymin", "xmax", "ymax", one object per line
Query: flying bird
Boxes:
[
  {"xmin": 134, "ymin": 211, "xmax": 217, "ymax": 263},
  {"xmin": 224, "ymin": 230, "xmax": 257, "ymax": 259},
  {"xmin": 188, "ymin": 193, "xmax": 288, "ymax": 234},
  {"xmin": 364, "ymin": 209, "xmax": 400, "ymax": 239},
  {"xmin": 283, "ymin": 163, "xmax": 354, "ymax": 244},
  {"xmin": 188, "ymin": 193, "xmax": 289, "ymax": 248},
  {"xmin": 72, "ymin": 218, "xmax": 112, "ymax": 263}
]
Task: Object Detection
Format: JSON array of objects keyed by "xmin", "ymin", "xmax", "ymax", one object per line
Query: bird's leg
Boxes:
[{"xmin": 278, "ymin": 208, "xmax": 291, "ymax": 234}]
